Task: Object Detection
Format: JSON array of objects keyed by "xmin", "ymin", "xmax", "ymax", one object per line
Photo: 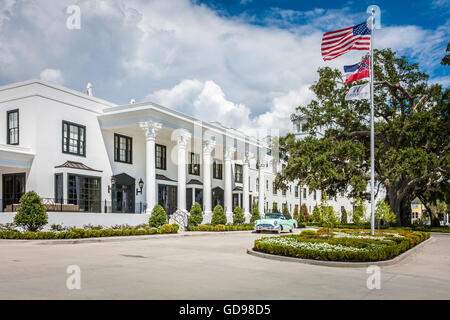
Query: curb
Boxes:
[
  {"xmin": 246, "ymin": 237, "xmax": 435, "ymax": 268},
  {"xmin": 0, "ymin": 230, "xmax": 255, "ymax": 245},
  {"xmin": 429, "ymin": 232, "xmax": 450, "ymax": 236}
]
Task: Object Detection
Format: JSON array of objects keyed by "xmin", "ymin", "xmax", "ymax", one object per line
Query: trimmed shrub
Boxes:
[
  {"xmin": 187, "ymin": 224, "xmax": 253, "ymax": 232},
  {"xmin": 272, "ymin": 203, "xmax": 279, "ymax": 213},
  {"xmin": 0, "ymin": 224, "xmax": 180, "ymax": 240},
  {"xmin": 341, "ymin": 208, "xmax": 348, "ymax": 225},
  {"xmin": 158, "ymin": 224, "xmax": 179, "ymax": 234},
  {"xmin": 293, "ymin": 205, "xmax": 300, "ymax": 222},
  {"xmin": 233, "ymin": 206, "xmax": 245, "ymax": 225},
  {"xmin": 14, "ymin": 191, "xmax": 48, "ymax": 232},
  {"xmin": 149, "ymin": 205, "xmax": 167, "ymax": 228},
  {"xmin": 300, "ymin": 230, "xmax": 317, "ymax": 236},
  {"xmin": 283, "ymin": 202, "xmax": 292, "ymax": 219},
  {"xmin": 353, "ymin": 197, "xmax": 367, "ymax": 229},
  {"xmin": 211, "ymin": 205, "xmax": 227, "ymax": 225},
  {"xmin": 188, "ymin": 202, "xmax": 203, "ymax": 226},
  {"xmin": 311, "ymin": 205, "xmax": 321, "ymax": 223},
  {"xmin": 250, "ymin": 201, "xmax": 261, "ymax": 223},
  {"xmin": 253, "ymin": 230, "xmax": 430, "ymax": 262},
  {"xmin": 300, "ymin": 204, "xmax": 309, "ymax": 222}
]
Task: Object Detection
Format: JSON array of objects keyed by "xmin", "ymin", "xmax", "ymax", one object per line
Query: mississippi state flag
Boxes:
[
  {"xmin": 344, "ymin": 56, "xmax": 370, "ymax": 84},
  {"xmin": 321, "ymin": 22, "xmax": 371, "ymax": 61}
]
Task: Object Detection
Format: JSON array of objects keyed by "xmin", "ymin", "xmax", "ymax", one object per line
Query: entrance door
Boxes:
[
  {"xmin": 158, "ymin": 184, "xmax": 177, "ymax": 215},
  {"xmin": 186, "ymin": 188, "xmax": 192, "ymax": 211},
  {"xmin": 2, "ymin": 173, "xmax": 26, "ymax": 211},
  {"xmin": 113, "ymin": 184, "xmax": 135, "ymax": 213},
  {"xmin": 232, "ymin": 194, "xmax": 239, "ymax": 210},
  {"xmin": 111, "ymin": 173, "xmax": 136, "ymax": 213},
  {"xmin": 211, "ymin": 187, "xmax": 224, "ymax": 209},
  {"xmin": 194, "ymin": 188, "xmax": 203, "ymax": 209}
]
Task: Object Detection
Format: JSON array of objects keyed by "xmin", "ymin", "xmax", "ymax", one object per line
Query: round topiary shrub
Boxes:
[
  {"xmin": 189, "ymin": 202, "xmax": 203, "ymax": 226},
  {"xmin": 211, "ymin": 205, "xmax": 227, "ymax": 225},
  {"xmin": 149, "ymin": 205, "xmax": 167, "ymax": 228},
  {"xmin": 233, "ymin": 206, "xmax": 245, "ymax": 225},
  {"xmin": 14, "ymin": 191, "xmax": 48, "ymax": 231}
]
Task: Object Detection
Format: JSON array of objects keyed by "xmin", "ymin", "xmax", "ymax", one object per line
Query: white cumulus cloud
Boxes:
[{"xmin": 39, "ymin": 68, "xmax": 64, "ymax": 85}]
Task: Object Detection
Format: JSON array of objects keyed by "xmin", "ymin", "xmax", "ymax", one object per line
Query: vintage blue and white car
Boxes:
[{"xmin": 254, "ymin": 213, "xmax": 298, "ymax": 233}]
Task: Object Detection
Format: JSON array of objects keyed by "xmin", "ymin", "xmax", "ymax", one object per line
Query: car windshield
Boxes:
[{"xmin": 266, "ymin": 214, "xmax": 283, "ymax": 219}]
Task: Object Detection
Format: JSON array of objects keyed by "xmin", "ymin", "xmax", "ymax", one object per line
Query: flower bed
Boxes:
[
  {"xmin": 187, "ymin": 224, "xmax": 254, "ymax": 232},
  {"xmin": 253, "ymin": 229, "xmax": 430, "ymax": 262},
  {"xmin": 0, "ymin": 224, "xmax": 179, "ymax": 240}
]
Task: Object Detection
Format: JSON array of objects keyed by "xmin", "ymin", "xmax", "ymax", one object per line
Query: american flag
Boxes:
[{"xmin": 321, "ymin": 22, "xmax": 371, "ymax": 61}]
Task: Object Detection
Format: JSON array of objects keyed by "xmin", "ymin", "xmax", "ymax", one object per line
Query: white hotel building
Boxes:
[{"xmin": 0, "ymin": 80, "xmax": 378, "ymax": 227}]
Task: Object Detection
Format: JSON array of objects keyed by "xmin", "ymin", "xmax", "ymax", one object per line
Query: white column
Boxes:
[
  {"xmin": 224, "ymin": 146, "xmax": 235, "ymax": 222},
  {"xmin": 258, "ymin": 159, "xmax": 265, "ymax": 217},
  {"xmin": 243, "ymin": 153, "xmax": 251, "ymax": 222},
  {"xmin": 139, "ymin": 121, "xmax": 162, "ymax": 213},
  {"xmin": 173, "ymin": 130, "xmax": 192, "ymax": 213},
  {"xmin": 202, "ymin": 139, "xmax": 216, "ymax": 223}
]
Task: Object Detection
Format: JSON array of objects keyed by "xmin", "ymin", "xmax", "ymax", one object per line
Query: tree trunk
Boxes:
[
  {"xmin": 426, "ymin": 203, "xmax": 441, "ymax": 227},
  {"xmin": 387, "ymin": 186, "xmax": 402, "ymax": 226},
  {"xmin": 399, "ymin": 198, "xmax": 412, "ymax": 227}
]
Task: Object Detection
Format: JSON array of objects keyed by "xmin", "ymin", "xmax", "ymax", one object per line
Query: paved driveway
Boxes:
[{"xmin": 0, "ymin": 231, "xmax": 449, "ymax": 299}]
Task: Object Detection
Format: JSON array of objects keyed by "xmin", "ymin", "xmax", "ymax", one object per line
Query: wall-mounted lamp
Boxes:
[
  {"xmin": 108, "ymin": 176, "xmax": 116, "ymax": 193},
  {"xmin": 136, "ymin": 178, "xmax": 144, "ymax": 195}
]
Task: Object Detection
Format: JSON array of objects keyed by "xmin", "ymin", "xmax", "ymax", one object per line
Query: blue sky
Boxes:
[
  {"xmin": 199, "ymin": 0, "xmax": 449, "ymax": 30},
  {"xmin": 0, "ymin": 0, "xmax": 448, "ymax": 135}
]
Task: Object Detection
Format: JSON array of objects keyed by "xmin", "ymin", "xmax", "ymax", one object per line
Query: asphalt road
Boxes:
[{"xmin": 0, "ymin": 231, "xmax": 449, "ymax": 299}]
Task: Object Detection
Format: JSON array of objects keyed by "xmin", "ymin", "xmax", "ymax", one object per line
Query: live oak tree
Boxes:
[{"xmin": 276, "ymin": 48, "xmax": 449, "ymax": 226}]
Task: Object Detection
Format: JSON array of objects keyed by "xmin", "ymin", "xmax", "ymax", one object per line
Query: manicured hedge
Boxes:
[
  {"xmin": 0, "ymin": 224, "xmax": 179, "ymax": 240},
  {"xmin": 413, "ymin": 226, "xmax": 450, "ymax": 233},
  {"xmin": 187, "ymin": 224, "xmax": 254, "ymax": 232},
  {"xmin": 253, "ymin": 230, "xmax": 430, "ymax": 262}
]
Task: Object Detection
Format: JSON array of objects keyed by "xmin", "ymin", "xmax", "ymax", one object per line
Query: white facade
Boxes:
[{"xmin": 0, "ymin": 80, "xmax": 305, "ymax": 226}]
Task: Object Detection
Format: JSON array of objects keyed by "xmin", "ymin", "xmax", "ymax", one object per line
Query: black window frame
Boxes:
[
  {"xmin": 62, "ymin": 120, "xmax": 86, "ymax": 157},
  {"xmin": 114, "ymin": 133, "xmax": 133, "ymax": 164},
  {"xmin": 67, "ymin": 173, "xmax": 101, "ymax": 213},
  {"xmin": 7, "ymin": 109, "xmax": 19, "ymax": 145},
  {"xmin": 234, "ymin": 164, "xmax": 243, "ymax": 183},
  {"xmin": 273, "ymin": 182, "xmax": 277, "ymax": 195},
  {"xmin": 295, "ymin": 186, "xmax": 299, "ymax": 198},
  {"xmin": 189, "ymin": 152, "xmax": 200, "ymax": 176},
  {"xmin": 213, "ymin": 159, "xmax": 223, "ymax": 180},
  {"xmin": 155, "ymin": 144, "xmax": 167, "ymax": 170}
]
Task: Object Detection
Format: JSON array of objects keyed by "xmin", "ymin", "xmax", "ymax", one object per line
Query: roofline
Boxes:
[
  {"xmin": 102, "ymin": 101, "xmax": 267, "ymax": 149},
  {"xmin": 0, "ymin": 79, "xmax": 117, "ymax": 108}
]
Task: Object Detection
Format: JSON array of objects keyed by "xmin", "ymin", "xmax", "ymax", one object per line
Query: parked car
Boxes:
[{"xmin": 254, "ymin": 213, "xmax": 298, "ymax": 233}]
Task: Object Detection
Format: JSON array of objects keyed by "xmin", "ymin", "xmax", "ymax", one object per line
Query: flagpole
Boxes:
[{"xmin": 370, "ymin": 9, "xmax": 375, "ymax": 235}]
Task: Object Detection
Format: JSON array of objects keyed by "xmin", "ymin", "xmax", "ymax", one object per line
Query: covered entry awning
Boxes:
[{"xmin": 0, "ymin": 144, "xmax": 35, "ymax": 169}]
